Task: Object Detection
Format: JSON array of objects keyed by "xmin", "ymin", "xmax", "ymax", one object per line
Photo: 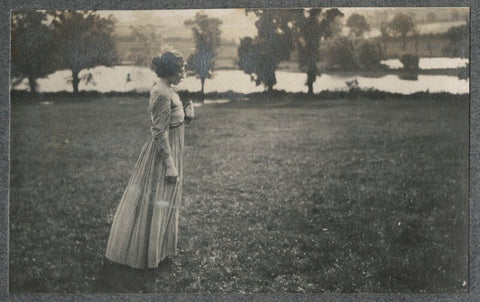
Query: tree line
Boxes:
[
  {"xmin": 11, "ymin": 9, "xmax": 469, "ymax": 98},
  {"xmin": 235, "ymin": 9, "xmax": 424, "ymax": 94},
  {"xmin": 11, "ymin": 11, "xmax": 117, "ymax": 95}
]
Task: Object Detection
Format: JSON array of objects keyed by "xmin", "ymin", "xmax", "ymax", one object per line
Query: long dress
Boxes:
[{"xmin": 105, "ymin": 78, "xmax": 185, "ymax": 269}]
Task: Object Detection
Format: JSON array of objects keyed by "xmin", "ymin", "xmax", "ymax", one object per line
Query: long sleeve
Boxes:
[{"xmin": 150, "ymin": 92, "xmax": 175, "ymax": 168}]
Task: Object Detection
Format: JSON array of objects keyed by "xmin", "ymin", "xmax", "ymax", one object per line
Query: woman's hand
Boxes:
[
  {"xmin": 183, "ymin": 99, "xmax": 194, "ymax": 124},
  {"xmin": 165, "ymin": 164, "xmax": 179, "ymax": 184}
]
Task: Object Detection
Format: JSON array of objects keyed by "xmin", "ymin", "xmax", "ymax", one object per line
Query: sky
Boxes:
[
  {"xmin": 98, "ymin": 9, "xmax": 259, "ymax": 39},
  {"xmin": 97, "ymin": 7, "xmax": 469, "ymax": 41}
]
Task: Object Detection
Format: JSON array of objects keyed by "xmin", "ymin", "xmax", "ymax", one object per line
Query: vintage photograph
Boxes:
[{"xmin": 9, "ymin": 7, "xmax": 469, "ymax": 293}]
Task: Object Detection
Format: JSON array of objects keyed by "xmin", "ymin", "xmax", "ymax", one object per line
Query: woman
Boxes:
[{"xmin": 105, "ymin": 51, "xmax": 193, "ymax": 269}]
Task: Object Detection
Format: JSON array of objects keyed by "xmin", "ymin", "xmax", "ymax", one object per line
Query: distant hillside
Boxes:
[
  {"xmin": 115, "ymin": 35, "xmax": 239, "ymax": 68},
  {"xmin": 113, "ymin": 10, "xmax": 468, "ymax": 69}
]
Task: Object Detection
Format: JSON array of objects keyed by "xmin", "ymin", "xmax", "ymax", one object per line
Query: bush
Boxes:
[
  {"xmin": 345, "ymin": 78, "xmax": 360, "ymax": 99},
  {"xmin": 400, "ymin": 53, "xmax": 420, "ymax": 70},
  {"xmin": 443, "ymin": 24, "xmax": 469, "ymax": 58},
  {"xmin": 324, "ymin": 37, "xmax": 358, "ymax": 71},
  {"xmin": 358, "ymin": 40, "xmax": 385, "ymax": 70}
]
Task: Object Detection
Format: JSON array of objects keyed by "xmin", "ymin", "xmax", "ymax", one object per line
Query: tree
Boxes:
[
  {"xmin": 238, "ymin": 9, "xmax": 298, "ymax": 91},
  {"xmin": 324, "ymin": 37, "xmax": 358, "ymax": 71},
  {"xmin": 400, "ymin": 53, "xmax": 419, "ymax": 70},
  {"xmin": 358, "ymin": 40, "xmax": 384, "ymax": 70},
  {"xmin": 346, "ymin": 13, "xmax": 370, "ymax": 37},
  {"xmin": 238, "ymin": 37, "xmax": 277, "ymax": 90},
  {"xmin": 295, "ymin": 8, "xmax": 343, "ymax": 94},
  {"xmin": 380, "ymin": 21, "xmax": 391, "ymax": 39},
  {"xmin": 184, "ymin": 13, "xmax": 222, "ymax": 102},
  {"xmin": 11, "ymin": 11, "xmax": 56, "ymax": 94},
  {"xmin": 443, "ymin": 24, "xmax": 469, "ymax": 58},
  {"xmin": 50, "ymin": 10, "xmax": 118, "ymax": 95},
  {"xmin": 321, "ymin": 13, "xmax": 344, "ymax": 39},
  {"xmin": 389, "ymin": 13, "xmax": 416, "ymax": 51},
  {"xmin": 127, "ymin": 24, "xmax": 161, "ymax": 66}
]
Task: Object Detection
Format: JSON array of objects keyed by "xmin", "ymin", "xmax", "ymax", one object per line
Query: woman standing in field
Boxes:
[{"xmin": 105, "ymin": 51, "xmax": 193, "ymax": 269}]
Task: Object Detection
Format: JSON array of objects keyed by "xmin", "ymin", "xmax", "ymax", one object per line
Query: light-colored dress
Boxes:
[{"xmin": 105, "ymin": 78, "xmax": 185, "ymax": 269}]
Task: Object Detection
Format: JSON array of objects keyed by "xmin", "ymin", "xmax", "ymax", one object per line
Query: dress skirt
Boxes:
[{"xmin": 105, "ymin": 124, "xmax": 184, "ymax": 268}]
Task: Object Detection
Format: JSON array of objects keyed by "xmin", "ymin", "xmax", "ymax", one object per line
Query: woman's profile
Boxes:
[{"xmin": 105, "ymin": 51, "xmax": 193, "ymax": 269}]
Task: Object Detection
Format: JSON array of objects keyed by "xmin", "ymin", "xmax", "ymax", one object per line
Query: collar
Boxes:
[
  {"xmin": 156, "ymin": 77, "xmax": 178, "ymax": 92},
  {"xmin": 156, "ymin": 77, "xmax": 170, "ymax": 88}
]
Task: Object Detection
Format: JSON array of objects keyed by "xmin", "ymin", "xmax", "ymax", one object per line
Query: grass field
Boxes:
[{"xmin": 9, "ymin": 93, "xmax": 469, "ymax": 293}]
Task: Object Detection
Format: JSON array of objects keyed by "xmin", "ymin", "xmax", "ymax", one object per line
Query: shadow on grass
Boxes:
[{"xmin": 94, "ymin": 258, "xmax": 175, "ymax": 293}]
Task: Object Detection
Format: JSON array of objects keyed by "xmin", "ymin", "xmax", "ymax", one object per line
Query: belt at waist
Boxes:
[{"xmin": 169, "ymin": 122, "xmax": 184, "ymax": 129}]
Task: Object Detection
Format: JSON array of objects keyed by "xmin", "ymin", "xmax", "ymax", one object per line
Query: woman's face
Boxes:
[{"xmin": 168, "ymin": 65, "xmax": 185, "ymax": 86}]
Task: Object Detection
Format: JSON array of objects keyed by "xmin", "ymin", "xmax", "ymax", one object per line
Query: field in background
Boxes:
[{"xmin": 9, "ymin": 94, "xmax": 468, "ymax": 293}]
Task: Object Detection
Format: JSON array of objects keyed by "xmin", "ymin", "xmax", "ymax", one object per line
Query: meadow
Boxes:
[{"xmin": 9, "ymin": 93, "xmax": 469, "ymax": 293}]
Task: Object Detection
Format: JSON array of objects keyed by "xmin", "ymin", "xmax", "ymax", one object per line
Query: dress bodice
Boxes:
[
  {"xmin": 149, "ymin": 79, "xmax": 184, "ymax": 126},
  {"xmin": 148, "ymin": 78, "xmax": 184, "ymax": 167}
]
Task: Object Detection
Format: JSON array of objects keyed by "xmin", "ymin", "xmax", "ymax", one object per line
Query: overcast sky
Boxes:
[
  {"xmin": 98, "ymin": 7, "xmax": 469, "ymax": 40},
  {"xmin": 98, "ymin": 9, "xmax": 259, "ymax": 38}
]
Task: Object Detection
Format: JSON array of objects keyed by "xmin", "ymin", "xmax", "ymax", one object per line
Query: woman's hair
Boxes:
[{"xmin": 152, "ymin": 51, "xmax": 184, "ymax": 78}]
